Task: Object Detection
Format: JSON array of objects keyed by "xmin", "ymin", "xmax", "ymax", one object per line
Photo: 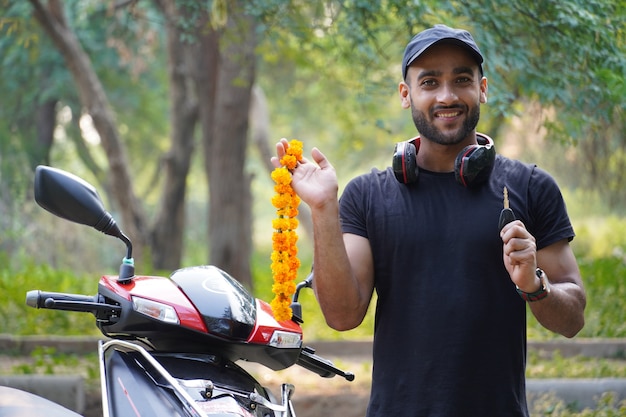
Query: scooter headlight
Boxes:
[
  {"xmin": 132, "ymin": 296, "xmax": 180, "ymax": 324},
  {"xmin": 269, "ymin": 330, "xmax": 302, "ymax": 349}
]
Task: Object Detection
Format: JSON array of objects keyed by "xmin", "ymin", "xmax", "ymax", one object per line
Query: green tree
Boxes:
[
  {"xmin": 257, "ymin": 0, "xmax": 625, "ymax": 203},
  {"xmin": 18, "ymin": 0, "xmax": 258, "ymax": 287},
  {"xmin": 1, "ymin": 0, "xmax": 623, "ymax": 290}
]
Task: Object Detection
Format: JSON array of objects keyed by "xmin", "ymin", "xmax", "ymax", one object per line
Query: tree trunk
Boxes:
[
  {"xmin": 150, "ymin": 0, "xmax": 199, "ymax": 270},
  {"xmin": 204, "ymin": 2, "xmax": 257, "ymax": 289},
  {"xmin": 29, "ymin": 0, "xmax": 262, "ymax": 282},
  {"xmin": 33, "ymin": 98, "xmax": 56, "ymax": 167},
  {"xmin": 29, "ymin": 0, "xmax": 149, "ymax": 261}
]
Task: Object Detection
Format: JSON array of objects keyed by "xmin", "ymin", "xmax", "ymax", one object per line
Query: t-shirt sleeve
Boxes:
[
  {"xmin": 338, "ymin": 175, "xmax": 369, "ymax": 238},
  {"xmin": 528, "ymin": 166, "xmax": 575, "ymax": 249}
]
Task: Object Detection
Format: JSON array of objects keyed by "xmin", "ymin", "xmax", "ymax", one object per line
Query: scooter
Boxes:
[{"xmin": 19, "ymin": 165, "xmax": 353, "ymax": 417}]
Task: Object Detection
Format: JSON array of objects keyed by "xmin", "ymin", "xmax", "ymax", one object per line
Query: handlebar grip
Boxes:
[{"xmin": 26, "ymin": 290, "xmax": 96, "ymax": 309}]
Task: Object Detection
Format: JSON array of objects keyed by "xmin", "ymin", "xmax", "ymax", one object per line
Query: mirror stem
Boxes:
[{"xmin": 118, "ymin": 233, "xmax": 134, "ymax": 283}]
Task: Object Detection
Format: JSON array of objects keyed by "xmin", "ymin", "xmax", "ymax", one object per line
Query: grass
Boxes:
[
  {"xmin": 527, "ymin": 256, "xmax": 626, "ymax": 340},
  {"xmin": 5, "ymin": 347, "xmax": 99, "ymax": 380},
  {"xmin": 0, "ymin": 258, "xmax": 101, "ymax": 336},
  {"xmin": 530, "ymin": 393, "xmax": 626, "ymax": 417},
  {"xmin": 527, "ymin": 350, "xmax": 626, "ymax": 379}
]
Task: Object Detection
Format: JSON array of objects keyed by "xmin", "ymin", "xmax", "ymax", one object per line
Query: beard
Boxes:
[{"xmin": 411, "ymin": 103, "xmax": 480, "ymax": 146}]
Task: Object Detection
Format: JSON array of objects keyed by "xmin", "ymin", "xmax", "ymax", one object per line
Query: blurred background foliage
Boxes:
[{"xmin": 0, "ymin": 0, "xmax": 624, "ymax": 339}]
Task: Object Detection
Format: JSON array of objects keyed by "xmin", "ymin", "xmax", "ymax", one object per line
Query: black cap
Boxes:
[{"xmin": 402, "ymin": 24, "xmax": 484, "ymax": 79}]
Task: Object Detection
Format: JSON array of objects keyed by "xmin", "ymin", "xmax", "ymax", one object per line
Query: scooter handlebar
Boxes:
[
  {"xmin": 297, "ymin": 346, "xmax": 355, "ymax": 381},
  {"xmin": 26, "ymin": 289, "xmax": 122, "ymax": 317},
  {"xmin": 26, "ymin": 290, "xmax": 96, "ymax": 309}
]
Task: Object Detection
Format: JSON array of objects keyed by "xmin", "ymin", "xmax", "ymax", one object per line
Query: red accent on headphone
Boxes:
[{"xmin": 456, "ymin": 147, "xmax": 474, "ymax": 187}]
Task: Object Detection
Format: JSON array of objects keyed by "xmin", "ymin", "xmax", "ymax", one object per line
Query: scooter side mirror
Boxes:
[
  {"xmin": 34, "ymin": 165, "xmax": 113, "ymax": 232},
  {"xmin": 34, "ymin": 166, "xmax": 135, "ymax": 282}
]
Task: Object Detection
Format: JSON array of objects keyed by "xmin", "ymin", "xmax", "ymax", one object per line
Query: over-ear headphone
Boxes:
[{"xmin": 392, "ymin": 133, "xmax": 496, "ymax": 187}]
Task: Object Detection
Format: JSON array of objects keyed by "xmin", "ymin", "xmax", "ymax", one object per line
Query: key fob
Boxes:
[{"xmin": 499, "ymin": 208, "xmax": 516, "ymax": 231}]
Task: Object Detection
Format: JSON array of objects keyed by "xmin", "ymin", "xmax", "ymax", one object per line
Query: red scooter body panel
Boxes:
[
  {"xmin": 249, "ymin": 298, "xmax": 302, "ymax": 344},
  {"xmin": 99, "ymin": 273, "xmax": 304, "ymax": 348},
  {"xmin": 98, "ymin": 267, "xmax": 306, "ymax": 372},
  {"xmin": 99, "ymin": 275, "xmax": 208, "ymax": 333}
]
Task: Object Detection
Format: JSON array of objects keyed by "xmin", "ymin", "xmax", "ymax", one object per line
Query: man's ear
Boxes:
[
  {"xmin": 480, "ymin": 77, "xmax": 488, "ymax": 104},
  {"xmin": 399, "ymin": 82, "xmax": 411, "ymax": 109}
]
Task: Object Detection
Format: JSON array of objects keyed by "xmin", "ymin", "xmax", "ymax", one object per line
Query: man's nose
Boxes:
[{"xmin": 437, "ymin": 83, "xmax": 458, "ymax": 103}]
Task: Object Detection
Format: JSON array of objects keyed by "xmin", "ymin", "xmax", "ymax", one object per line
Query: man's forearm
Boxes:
[
  {"xmin": 528, "ymin": 281, "xmax": 586, "ymax": 338},
  {"xmin": 310, "ymin": 203, "xmax": 370, "ymax": 331}
]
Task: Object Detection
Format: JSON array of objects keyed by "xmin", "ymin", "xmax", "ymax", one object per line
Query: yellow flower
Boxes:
[
  {"xmin": 271, "ymin": 167, "xmax": 291, "ymax": 185},
  {"xmin": 270, "ymin": 139, "xmax": 303, "ymax": 322}
]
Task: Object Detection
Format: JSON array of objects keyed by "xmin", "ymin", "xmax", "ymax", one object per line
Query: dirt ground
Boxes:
[{"xmin": 286, "ymin": 392, "xmax": 369, "ymax": 417}]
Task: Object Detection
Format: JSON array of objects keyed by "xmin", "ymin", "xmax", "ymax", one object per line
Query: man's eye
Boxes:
[
  {"xmin": 421, "ymin": 79, "xmax": 437, "ymax": 87},
  {"xmin": 456, "ymin": 77, "xmax": 471, "ymax": 84}
]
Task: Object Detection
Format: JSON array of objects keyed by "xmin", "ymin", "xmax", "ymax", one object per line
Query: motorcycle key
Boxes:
[{"xmin": 498, "ymin": 186, "xmax": 516, "ymax": 231}]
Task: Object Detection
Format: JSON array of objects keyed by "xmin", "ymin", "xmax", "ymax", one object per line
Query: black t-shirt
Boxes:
[{"xmin": 339, "ymin": 155, "xmax": 574, "ymax": 417}]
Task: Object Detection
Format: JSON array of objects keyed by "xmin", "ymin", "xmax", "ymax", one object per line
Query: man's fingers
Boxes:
[
  {"xmin": 275, "ymin": 140, "xmax": 287, "ymax": 156},
  {"xmin": 272, "ymin": 139, "xmax": 289, "ymax": 168},
  {"xmin": 311, "ymin": 147, "xmax": 331, "ymax": 169},
  {"xmin": 273, "ymin": 141, "xmax": 332, "ymax": 173}
]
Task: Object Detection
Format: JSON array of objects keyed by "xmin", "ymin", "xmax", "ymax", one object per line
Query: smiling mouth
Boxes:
[{"xmin": 435, "ymin": 111, "xmax": 461, "ymax": 118}]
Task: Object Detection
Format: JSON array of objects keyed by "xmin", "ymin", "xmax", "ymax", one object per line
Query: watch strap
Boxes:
[{"xmin": 516, "ymin": 268, "xmax": 550, "ymax": 302}]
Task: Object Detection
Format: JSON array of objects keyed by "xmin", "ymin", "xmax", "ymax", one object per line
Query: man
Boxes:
[{"xmin": 272, "ymin": 24, "xmax": 586, "ymax": 416}]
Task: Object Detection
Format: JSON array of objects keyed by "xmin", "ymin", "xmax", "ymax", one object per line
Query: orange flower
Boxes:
[{"xmin": 270, "ymin": 139, "xmax": 303, "ymax": 321}]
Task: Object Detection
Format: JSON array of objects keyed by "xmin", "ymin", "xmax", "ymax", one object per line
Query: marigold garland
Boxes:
[{"xmin": 270, "ymin": 139, "xmax": 303, "ymax": 321}]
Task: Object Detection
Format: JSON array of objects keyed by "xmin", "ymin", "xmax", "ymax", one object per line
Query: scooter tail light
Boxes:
[
  {"xmin": 268, "ymin": 330, "xmax": 302, "ymax": 349},
  {"xmin": 132, "ymin": 296, "xmax": 180, "ymax": 324}
]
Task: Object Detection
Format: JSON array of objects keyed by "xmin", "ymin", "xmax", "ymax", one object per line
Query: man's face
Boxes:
[{"xmin": 402, "ymin": 43, "xmax": 487, "ymax": 146}]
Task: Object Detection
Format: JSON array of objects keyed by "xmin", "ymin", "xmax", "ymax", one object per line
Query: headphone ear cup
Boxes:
[
  {"xmin": 454, "ymin": 143, "xmax": 496, "ymax": 187},
  {"xmin": 393, "ymin": 141, "xmax": 419, "ymax": 184}
]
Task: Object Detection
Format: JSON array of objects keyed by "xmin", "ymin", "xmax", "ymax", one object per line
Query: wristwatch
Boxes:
[{"xmin": 516, "ymin": 268, "xmax": 550, "ymax": 302}]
